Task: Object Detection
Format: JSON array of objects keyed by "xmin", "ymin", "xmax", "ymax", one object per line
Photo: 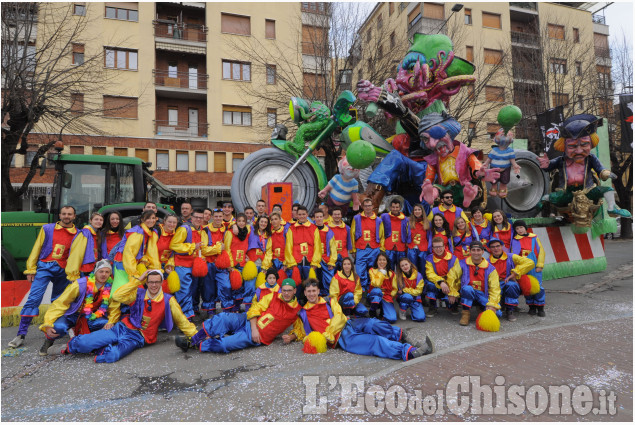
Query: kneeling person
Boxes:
[
  {"xmin": 176, "ymin": 279, "xmax": 301, "ymax": 353},
  {"xmin": 285, "ymin": 279, "xmax": 433, "ymax": 361},
  {"xmin": 64, "ymin": 270, "xmax": 197, "ymax": 363},
  {"xmin": 39, "ymin": 260, "xmax": 120, "ymax": 356}
]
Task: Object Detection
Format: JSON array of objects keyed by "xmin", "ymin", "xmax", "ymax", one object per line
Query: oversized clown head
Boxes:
[
  {"xmin": 554, "ymin": 114, "xmax": 601, "ymax": 165},
  {"xmin": 338, "ymin": 157, "xmax": 360, "ymax": 180},
  {"xmin": 418, "ymin": 112, "xmax": 461, "ymax": 158}
]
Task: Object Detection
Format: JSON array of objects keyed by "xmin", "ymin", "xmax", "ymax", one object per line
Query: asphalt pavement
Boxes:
[{"xmin": 2, "ymin": 239, "xmax": 632, "ymax": 422}]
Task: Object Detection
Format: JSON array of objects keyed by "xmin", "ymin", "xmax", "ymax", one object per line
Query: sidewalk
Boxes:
[{"xmin": 325, "ymin": 317, "xmax": 633, "ymax": 421}]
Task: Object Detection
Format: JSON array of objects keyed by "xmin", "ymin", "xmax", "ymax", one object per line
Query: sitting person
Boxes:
[
  {"xmin": 38, "ymin": 260, "xmax": 120, "ymax": 356},
  {"xmin": 424, "ymin": 237, "xmax": 461, "ymax": 317},
  {"xmin": 329, "ymin": 257, "xmax": 368, "ymax": 317},
  {"xmin": 367, "ymin": 253, "xmax": 398, "ymax": 323},
  {"xmin": 63, "ymin": 269, "xmax": 197, "ymax": 363},
  {"xmin": 284, "ymin": 279, "xmax": 434, "ymax": 361},
  {"xmin": 395, "ymin": 257, "xmax": 426, "ymax": 322},
  {"xmin": 175, "ymin": 279, "xmax": 301, "ymax": 353}
]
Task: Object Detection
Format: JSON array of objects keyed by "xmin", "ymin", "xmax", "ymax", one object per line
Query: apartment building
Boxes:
[
  {"xmin": 353, "ymin": 2, "xmax": 613, "ymax": 152},
  {"xmin": 8, "ymin": 2, "xmax": 330, "ymax": 210}
]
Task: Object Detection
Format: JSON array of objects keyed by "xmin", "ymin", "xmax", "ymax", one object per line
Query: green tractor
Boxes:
[{"xmin": 1, "ymin": 145, "xmax": 176, "ymax": 281}]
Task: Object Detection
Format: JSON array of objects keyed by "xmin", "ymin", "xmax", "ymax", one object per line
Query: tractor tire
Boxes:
[
  {"xmin": 486, "ymin": 150, "xmax": 550, "ymax": 218},
  {"xmin": 231, "ymin": 148, "xmax": 319, "ymax": 213},
  {"xmin": 1, "ymin": 247, "xmax": 21, "ymax": 281}
]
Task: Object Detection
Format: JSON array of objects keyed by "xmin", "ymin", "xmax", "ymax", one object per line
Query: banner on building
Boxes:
[
  {"xmin": 619, "ymin": 94, "xmax": 633, "ymax": 153},
  {"xmin": 537, "ymin": 106, "xmax": 565, "ymax": 159}
]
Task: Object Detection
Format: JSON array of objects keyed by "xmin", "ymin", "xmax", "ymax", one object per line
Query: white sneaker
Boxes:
[
  {"xmin": 8, "ymin": 335, "xmax": 25, "ymax": 348},
  {"xmin": 68, "ymin": 329, "xmax": 75, "ymax": 339},
  {"xmin": 398, "ymin": 310, "xmax": 407, "ymax": 321}
]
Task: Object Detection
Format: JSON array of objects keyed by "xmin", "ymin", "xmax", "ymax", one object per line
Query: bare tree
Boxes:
[
  {"xmin": 224, "ymin": 3, "xmax": 407, "ymax": 179},
  {"xmin": 1, "ymin": 2, "xmax": 134, "ymax": 211}
]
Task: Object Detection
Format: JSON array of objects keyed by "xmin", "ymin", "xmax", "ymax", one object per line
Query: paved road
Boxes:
[{"xmin": 2, "ymin": 240, "xmax": 632, "ymax": 421}]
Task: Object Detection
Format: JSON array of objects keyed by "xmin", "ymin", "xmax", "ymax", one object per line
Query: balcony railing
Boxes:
[
  {"xmin": 153, "ymin": 70, "xmax": 208, "ymax": 90},
  {"xmin": 154, "ymin": 120, "xmax": 208, "ymax": 138},
  {"xmin": 510, "ymin": 2, "xmax": 537, "ymax": 11},
  {"xmin": 153, "ymin": 21, "xmax": 207, "ymax": 43},
  {"xmin": 594, "ymin": 47, "xmax": 611, "ymax": 58},
  {"xmin": 592, "ymin": 14, "xmax": 606, "ymax": 25},
  {"xmin": 512, "ymin": 66, "xmax": 544, "ymax": 81},
  {"xmin": 511, "ymin": 31, "xmax": 539, "ymax": 45}
]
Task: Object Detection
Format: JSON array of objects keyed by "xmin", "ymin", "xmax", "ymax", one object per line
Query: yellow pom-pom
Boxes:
[
  {"xmin": 242, "ymin": 261, "xmax": 258, "ymax": 281},
  {"xmin": 519, "ymin": 274, "xmax": 541, "ymax": 296},
  {"xmin": 528, "ymin": 275, "xmax": 541, "ymax": 296},
  {"xmin": 167, "ymin": 271, "xmax": 180, "ymax": 294},
  {"xmin": 308, "ymin": 268, "xmax": 317, "ymax": 280},
  {"xmin": 475, "ymin": 310, "xmax": 500, "ymax": 332},
  {"xmin": 256, "ymin": 272, "xmax": 266, "ymax": 288},
  {"xmin": 136, "ymin": 263, "xmax": 147, "ymax": 276},
  {"xmin": 302, "ymin": 331, "xmax": 328, "ymax": 354},
  {"xmin": 483, "ymin": 213, "xmax": 493, "ymax": 223}
]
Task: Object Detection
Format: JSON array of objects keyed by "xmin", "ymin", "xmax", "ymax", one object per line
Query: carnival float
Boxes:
[{"xmin": 231, "ymin": 33, "xmax": 630, "ymax": 282}]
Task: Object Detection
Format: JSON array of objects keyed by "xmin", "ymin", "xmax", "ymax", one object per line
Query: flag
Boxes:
[
  {"xmin": 619, "ymin": 94, "xmax": 633, "ymax": 153},
  {"xmin": 537, "ymin": 106, "xmax": 565, "ymax": 159}
]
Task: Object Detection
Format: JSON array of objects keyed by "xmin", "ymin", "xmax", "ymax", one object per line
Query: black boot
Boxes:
[
  {"xmin": 528, "ymin": 305, "xmax": 537, "ymax": 316},
  {"xmin": 175, "ymin": 335, "xmax": 191, "ymax": 352},
  {"xmin": 537, "ymin": 306, "xmax": 546, "ymax": 317}
]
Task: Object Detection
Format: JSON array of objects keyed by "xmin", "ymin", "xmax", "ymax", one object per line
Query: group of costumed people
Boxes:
[{"xmin": 7, "ymin": 30, "xmax": 626, "ymax": 364}]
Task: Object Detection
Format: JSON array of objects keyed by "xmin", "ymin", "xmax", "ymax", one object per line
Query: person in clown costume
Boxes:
[
  {"xmin": 367, "ymin": 253, "xmax": 398, "ymax": 322},
  {"xmin": 174, "ymin": 278, "xmax": 301, "ymax": 354},
  {"xmin": 284, "ymin": 279, "xmax": 434, "ymax": 361},
  {"xmin": 395, "ymin": 257, "xmax": 426, "ymax": 322},
  {"xmin": 252, "ymin": 268, "xmax": 280, "ymax": 304},
  {"xmin": 380, "ymin": 198, "xmax": 410, "ymax": 270},
  {"xmin": 350, "ymin": 198, "xmax": 385, "ymax": 291},
  {"xmin": 424, "ymin": 237, "xmax": 461, "ymax": 317},
  {"xmin": 406, "ymin": 203, "xmax": 432, "ymax": 273},
  {"xmin": 69, "ymin": 212, "xmax": 104, "ymax": 277},
  {"xmin": 487, "ymin": 237, "xmax": 536, "ymax": 321},
  {"xmin": 64, "ymin": 270, "xmax": 197, "ymax": 363},
  {"xmin": 38, "ymin": 259, "xmax": 120, "ymax": 356},
  {"xmin": 313, "ymin": 209, "xmax": 338, "ymax": 297},
  {"xmin": 510, "ymin": 220, "xmax": 547, "ymax": 317},
  {"xmin": 329, "ymin": 257, "xmax": 368, "ymax": 317},
  {"xmin": 452, "ymin": 241, "xmax": 501, "ymax": 327}
]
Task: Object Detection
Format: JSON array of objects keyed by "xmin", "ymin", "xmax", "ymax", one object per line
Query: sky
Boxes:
[{"xmin": 602, "ymin": 1, "xmax": 633, "ymax": 47}]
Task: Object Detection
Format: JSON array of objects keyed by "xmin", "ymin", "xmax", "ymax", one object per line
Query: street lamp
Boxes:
[{"xmin": 436, "ymin": 3, "xmax": 464, "ymax": 34}]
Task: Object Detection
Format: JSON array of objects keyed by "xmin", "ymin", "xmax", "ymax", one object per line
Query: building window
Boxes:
[
  {"xmin": 468, "ymin": 121, "xmax": 476, "ymax": 139},
  {"xmin": 214, "ymin": 152, "xmax": 227, "ymax": 172},
  {"xmin": 464, "ymin": 8, "xmax": 472, "ymax": 25},
  {"xmin": 70, "ymin": 93, "xmax": 84, "ymax": 116},
  {"xmin": 114, "ymin": 148, "xmax": 127, "ymax": 156},
  {"xmin": 573, "ymin": 28, "xmax": 580, "ymax": 43},
  {"xmin": 25, "ymin": 151, "xmax": 36, "ymax": 167},
  {"xmin": 70, "ymin": 145, "xmax": 84, "ymax": 155},
  {"xmin": 168, "ymin": 62, "xmax": 177, "ymax": 78},
  {"xmin": 221, "ymin": 13, "xmax": 251, "ymax": 36},
  {"xmin": 267, "ymin": 108, "xmax": 277, "ymax": 127},
  {"xmin": 156, "ymin": 151, "xmax": 169, "ymax": 170},
  {"xmin": 302, "ymin": 2, "xmax": 328, "ymax": 15},
  {"xmin": 74, "ymin": 4, "xmax": 86, "ymax": 16},
  {"xmin": 485, "ymin": 86, "xmax": 505, "ymax": 102},
  {"xmin": 482, "ymin": 12, "xmax": 501, "ymax": 29},
  {"xmin": 104, "ymin": 47, "xmax": 138, "ymax": 70},
  {"xmin": 265, "ymin": 19, "xmax": 276, "ymax": 39},
  {"xmin": 195, "ymin": 152, "xmax": 208, "ymax": 172},
  {"xmin": 135, "ymin": 148, "xmax": 148, "ymax": 162},
  {"xmin": 484, "ymin": 48, "xmax": 503, "ymax": 65},
  {"xmin": 548, "ymin": 24, "xmax": 565, "ymax": 40},
  {"xmin": 550, "ymin": 58, "xmax": 567, "ymax": 74},
  {"xmin": 105, "ymin": 6, "xmax": 138, "ymax": 22},
  {"xmin": 302, "ymin": 25, "xmax": 327, "ymax": 56},
  {"xmin": 93, "ymin": 147, "xmax": 106, "ymax": 155},
  {"xmin": 408, "ymin": 8, "xmax": 421, "ymax": 30},
  {"xmin": 168, "ymin": 108, "xmax": 178, "ymax": 126},
  {"xmin": 72, "ymin": 43, "xmax": 84, "ymax": 65},
  {"xmin": 389, "ymin": 2, "xmax": 394, "ymax": 16},
  {"xmin": 552, "ymin": 92, "xmax": 569, "ymax": 107},
  {"xmin": 377, "ymin": 14, "xmax": 383, "ymax": 30},
  {"xmin": 487, "ymin": 123, "xmax": 499, "ymax": 139},
  {"xmin": 597, "ymin": 65, "xmax": 611, "ymax": 89},
  {"xmin": 176, "ymin": 152, "xmax": 189, "ymax": 171},
  {"xmin": 339, "ymin": 69, "xmax": 352, "ymax": 85},
  {"xmin": 423, "ymin": 3, "xmax": 444, "ymax": 20},
  {"xmin": 575, "ymin": 61, "xmax": 582, "ymax": 76},
  {"xmin": 232, "ymin": 153, "xmax": 244, "ymax": 172},
  {"xmin": 577, "ymin": 95, "xmax": 584, "ymax": 109},
  {"xmin": 103, "ymin": 95, "xmax": 138, "ymax": 118},
  {"xmin": 222, "ymin": 60, "xmax": 251, "ymax": 81},
  {"xmin": 390, "ymin": 31, "xmax": 396, "ymax": 49},
  {"xmin": 223, "ymin": 105, "xmax": 252, "ymax": 126},
  {"xmin": 266, "ymin": 65, "xmax": 276, "ymax": 84},
  {"xmin": 466, "ymin": 46, "xmax": 474, "ymax": 62},
  {"xmin": 366, "ymin": 29, "xmax": 372, "ymax": 43},
  {"xmin": 303, "ymin": 72, "xmax": 326, "ymax": 99}
]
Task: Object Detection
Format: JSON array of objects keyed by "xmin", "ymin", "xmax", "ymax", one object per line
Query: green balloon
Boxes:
[
  {"xmin": 346, "ymin": 140, "xmax": 376, "ymax": 169},
  {"xmin": 497, "ymin": 105, "xmax": 523, "ymax": 131}
]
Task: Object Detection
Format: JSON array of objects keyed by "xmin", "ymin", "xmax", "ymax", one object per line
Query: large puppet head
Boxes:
[
  {"xmin": 392, "ymin": 34, "xmax": 475, "ymax": 115},
  {"xmin": 493, "ymin": 128, "xmax": 513, "ymax": 150},
  {"xmin": 554, "ymin": 114, "xmax": 601, "ymax": 164},
  {"xmin": 338, "ymin": 157, "xmax": 360, "ymax": 180},
  {"xmin": 418, "ymin": 112, "xmax": 461, "ymax": 158}
]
